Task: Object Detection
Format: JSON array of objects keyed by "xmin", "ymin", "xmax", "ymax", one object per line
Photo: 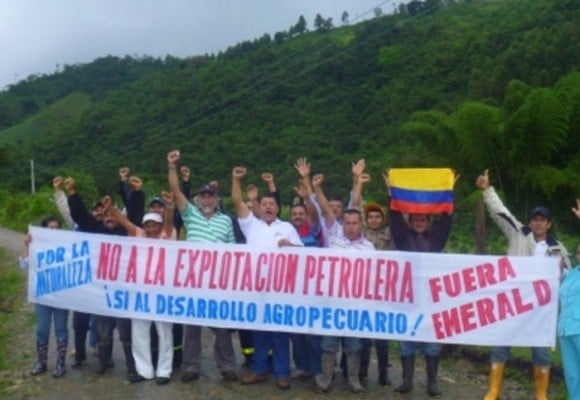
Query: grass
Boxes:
[
  {"xmin": 0, "ymin": 248, "xmax": 35, "ymax": 397},
  {"xmin": 0, "ymin": 92, "xmax": 92, "ymax": 146}
]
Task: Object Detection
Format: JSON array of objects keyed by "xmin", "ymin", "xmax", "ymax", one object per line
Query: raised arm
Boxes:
[
  {"xmin": 161, "ymin": 190, "xmax": 176, "ymax": 239},
  {"xmin": 312, "ymin": 173, "xmax": 335, "ymax": 228},
  {"xmin": 350, "ymin": 159, "xmax": 366, "ymax": 210},
  {"xmin": 262, "ymin": 172, "xmax": 281, "ymax": 210},
  {"xmin": 53, "ymin": 176, "xmax": 75, "ymax": 229},
  {"xmin": 295, "ymin": 178, "xmax": 320, "ymax": 228},
  {"xmin": 294, "ymin": 157, "xmax": 319, "ymax": 227},
  {"xmin": 118, "ymin": 167, "xmax": 131, "ymax": 208},
  {"xmin": 476, "ymin": 169, "xmax": 523, "ymax": 236},
  {"xmin": 65, "ymin": 177, "xmax": 100, "ymax": 233},
  {"xmin": 246, "ymin": 184, "xmax": 260, "ymax": 218},
  {"xmin": 231, "ymin": 167, "xmax": 250, "ymax": 219},
  {"xmin": 102, "ymin": 195, "xmax": 137, "ymax": 236},
  {"xmin": 384, "ymin": 171, "xmax": 410, "ymax": 249},
  {"xmin": 351, "ymin": 173, "xmax": 370, "ymax": 211},
  {"xmin": 126, "ymin": 176, "xmax": 145, "ymax": 227},
  {"xmin": 167, "ymin": 150, "xmax": 188, "ymax": 213}
]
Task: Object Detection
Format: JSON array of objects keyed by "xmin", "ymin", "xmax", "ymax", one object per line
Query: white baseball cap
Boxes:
[{"xmin": 142, "ymin": 212, "xmax": 163, "ymax": 224}]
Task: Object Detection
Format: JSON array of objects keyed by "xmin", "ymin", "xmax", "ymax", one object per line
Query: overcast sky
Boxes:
[{"xmin": 0, "ymin": 0, "xmax": 398, "ymax": 90}]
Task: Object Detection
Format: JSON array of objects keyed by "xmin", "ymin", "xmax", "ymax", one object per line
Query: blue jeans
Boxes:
[
  {"xmin": 321, "ymin": 335, "xmax": 361, "ymax": 354},
  {"xmin": 35, "ymin": 304, "xmax": 68, "ymax": 345},
  {"xmin": 490, "ymin": 346, "xmax": 550, "ymax": 366},
  {"xmin": 252, "ymin": 331, "xmax": 290, "ymax": 379},
  {"xmin": 399, "ymin": 341, "xmax": 441, "ymax": 357}
]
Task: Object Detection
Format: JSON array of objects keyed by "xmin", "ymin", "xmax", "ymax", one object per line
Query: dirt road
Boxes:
[{"xmin": 0, "ymin": 226, "xmax": 537, "ymax": 399}]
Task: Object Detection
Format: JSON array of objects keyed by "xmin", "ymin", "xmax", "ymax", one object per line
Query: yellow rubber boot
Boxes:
[
  {"xmin": 534, "ymin": 366, "xmax": 550, "ymax": 400},
  {"xmin": 483, "ymin": 362, "xmax": 505, "ymax": 400}
]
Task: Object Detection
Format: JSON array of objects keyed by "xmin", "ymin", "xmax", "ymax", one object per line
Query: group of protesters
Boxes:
[{"xmin": 18, "ymin": 151, "xmax": 580, "ymax": 399}]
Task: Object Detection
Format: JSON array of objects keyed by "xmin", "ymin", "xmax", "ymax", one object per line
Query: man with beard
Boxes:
[
  {"xmin": 231, "ymin": 166, "xmax": 303, "ymax": 390},
  {"xmin": 167, "ymin": 150, "xmax": 238, "ymax": 384},
  {"xmin": 64, "ymin": 177, "xmax": 139, "ymax": 382}
]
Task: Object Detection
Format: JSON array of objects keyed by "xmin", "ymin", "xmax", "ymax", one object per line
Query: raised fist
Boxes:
[
  {"xmin": 312, "ymin": 174, "xmax": 324, "ymax": 188},
  {"xmin": 358, "ymin": 173, "xmax": 371, "ymax": 184},
  {"xmin": 128, "ymin": 176, "xmax": 142, "ymax": 191},
  {"xmin": 161, "ymin": 190, "xmax": 174, "ymax": 206},
  {"xmin": 53, "ymin": 176, "xmax": 63, "ymax": 191},
  {"xmin": 101, "ymin": 195, "xmax": 113, "ymax": 209},
  {"xmin": 261, "ymin": 172, "xmax": 274, "ymax": 183},
  {"xmin": 180, "ymin": 166, "xmax": 191, "ymax": 181},
  {"xmin": 232, "ymin": 167, "xmax": 247, "ymax": 179},
  {"xmin": 475, "ymin": 169, "xmax": 490, "ymax": 190},
  {"xmin": 167, "ymin": 150, "xmax": 180, "ymax": 165},
  {"xmin": 352, "ymin": 159, "xmax": 366, "ymax": 177},
  {"xmin": 209, "ymin": 180, "xmax": 219, "ymax": 191},
  {"xmin": 119, "ymin": 167, "xmax": 130, "ymax": 181},
  {"xmin": 64, "ymin": 177, "xmax": 75, "ymax": 193}
]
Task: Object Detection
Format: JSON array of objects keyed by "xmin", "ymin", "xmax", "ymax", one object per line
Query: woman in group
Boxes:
[{"xmin": 20, "ymin": 215, "xmax": 69, "ymax": 377}]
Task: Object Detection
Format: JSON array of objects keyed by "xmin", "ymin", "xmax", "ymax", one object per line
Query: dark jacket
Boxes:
[{"xmin": 389, "ymin": 209, "xmax": 453, "ymax": 253}]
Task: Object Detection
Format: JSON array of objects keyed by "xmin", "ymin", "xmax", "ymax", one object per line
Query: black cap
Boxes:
[
  {"xmin": 149, "ymin": 197, "xmax": 164, "ymax": 207},
  {"xmin": 198, "ymin": 184, "xmax": 217, "ymax": 195},
  {"xmin": 529, "ymin": 206, "xmax": 551, "ymax": 220}
]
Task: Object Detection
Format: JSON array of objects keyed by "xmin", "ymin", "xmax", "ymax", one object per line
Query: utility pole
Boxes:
[{"xmin": 30, "ymin": 159, "xmax": 35, "ymax": 194}]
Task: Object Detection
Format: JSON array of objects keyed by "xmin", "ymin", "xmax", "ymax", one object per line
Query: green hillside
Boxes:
[
  {"xmin": 0, "ymin": 92, "xmax": 92, "ymax": 146},
  {"xmin": 0, "ymin": 0, "xmax": 578, "ymax": 223}
]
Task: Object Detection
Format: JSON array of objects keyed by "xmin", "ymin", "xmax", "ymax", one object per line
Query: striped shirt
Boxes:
[{"xmin": 182, "ymin": 202, "xmax": 234, "ymax": 244}]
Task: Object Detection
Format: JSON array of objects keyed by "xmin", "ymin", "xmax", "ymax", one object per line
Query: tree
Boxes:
[
  {"xmin": 374, "ymin": 7, "xmax": 383, "ymax": 18},
  {"xmin": 294, "ymin": 15, "xmax": 307, "ymax": 35},
  {"xmin": 314, "ymin": 13, "xmax": 324, "ymax": 31},
  {"xmin": 341, "ymin": 11, "xmax": 349, "ymax": 25}
]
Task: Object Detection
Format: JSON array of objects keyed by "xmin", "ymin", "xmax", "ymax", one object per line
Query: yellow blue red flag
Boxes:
[{"xmin": 388, "ymin": 168, "xmax": 454, "ymax": 214}]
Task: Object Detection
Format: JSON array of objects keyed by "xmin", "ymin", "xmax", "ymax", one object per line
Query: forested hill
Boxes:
[{"xmin": 0, "ymin": 0, "xmax": 578, "ymax": 219}]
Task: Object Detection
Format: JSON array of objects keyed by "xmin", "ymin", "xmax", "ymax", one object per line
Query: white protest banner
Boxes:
[{"xmin": 27, "ymin": 226, "xmax": 560, "ymax": 346}]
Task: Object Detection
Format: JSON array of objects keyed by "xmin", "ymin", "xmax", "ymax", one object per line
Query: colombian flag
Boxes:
[{"xmin": 388, "ymin": 168, "xmax": 454, "ymax": 214}]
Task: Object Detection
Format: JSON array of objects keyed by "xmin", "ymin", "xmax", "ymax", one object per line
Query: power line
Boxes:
[{"xmin": 7, "ymin": 0, "xmax": 444, "ymax": 181}]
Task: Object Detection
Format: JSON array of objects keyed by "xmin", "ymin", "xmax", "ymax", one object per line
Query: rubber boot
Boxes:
[
  {"xmin": 394, "ymin": 355, "xmax": 415, "ymax": 393},
  {"xmin": 123, "ymin": 343, "xmax": 138, "ymax": 381},
  {"xmin": 483, "ymin": 362, "xmax": 505, "ymax": 400},
  {"xmin": 533, "ymin": 366, "xmax": 550, "ymax": 400},
  {"xmin": 339, "ymin": 350, "xmax": 347, "ymax": 378},
  {"xmin": 377, "ymin": 340, "xmax": 391, "ymax": 386},
  {"xmin": 315, "ymin": 352, "xmax": 335, "ymax": 393},
  {"xmin": 359, "ymin": 340, "xmax": 371, "ymax": 381},
  {"xmin": 94, "ymin": 343, "xmax": 113, "ymax": 374},
  {"xmin": 30, "ymin": 341, "xmax": 48, "ymax": 375},
  {"xmin": 426, "ymin": 355, "xmax": 442, "ymax": 397},
  {"xmin": 346, "ymin": 352, "xmax": 365, "ymax": 393},
  {"xmin": 52, "ymin": 338, "xmax": 68, "ymax": 378}
]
